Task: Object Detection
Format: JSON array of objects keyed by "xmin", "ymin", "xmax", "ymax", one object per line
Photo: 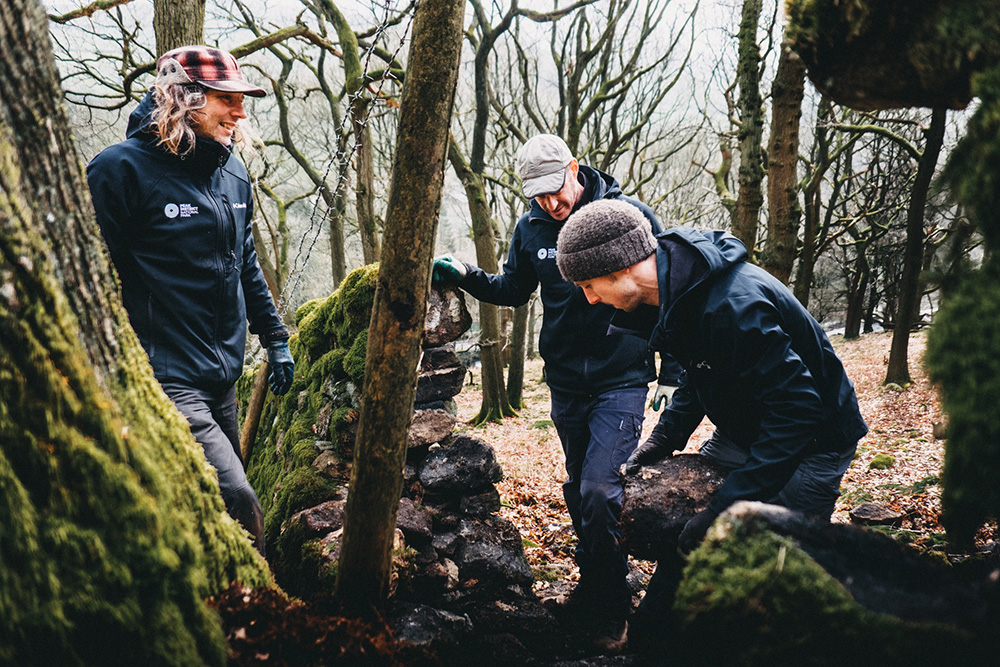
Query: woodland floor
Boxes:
[
  {"xmin": 216, "ymin": 330, "xmax": 995, "ymax": 665},
  {"xmin": 453, "ymin": 330, "xmax": 996, "ymax": 601}
]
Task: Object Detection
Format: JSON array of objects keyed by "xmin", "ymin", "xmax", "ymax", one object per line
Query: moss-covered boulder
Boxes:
[
  {"xmin": 786, "ymin": 0, "xmax": 1000, "ymax": 110},
  {"xmin": 672, "ymin": 502, "xmax": 993, "ymax": 665},
  {"xmin": 240, "ymin": 267, "xmax": 475, "ymax": 596},
  {"xmin": 239, "ymin": 266, "xmax": 378, "ymax": 582}
]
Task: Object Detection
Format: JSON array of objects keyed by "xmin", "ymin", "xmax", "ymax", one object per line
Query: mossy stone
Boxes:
[
  {"xmin": 673, "ymin": 512, "xmax": 976, "ymax": 664},
  {"xmin": 869, "ymin": 454, "xmax": 895, "ymax": 470}
]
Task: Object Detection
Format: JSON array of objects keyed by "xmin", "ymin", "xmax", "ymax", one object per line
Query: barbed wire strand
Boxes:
[{"xmin": 248, "ymin": 0, "xmax": 416, "ymax": 365}]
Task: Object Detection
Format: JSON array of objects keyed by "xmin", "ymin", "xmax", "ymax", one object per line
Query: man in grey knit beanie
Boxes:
[
  {"xmin": 556, "ymin": 198, "xmax": 866, "ymax": 650},
  {"xmin": 557, "ymin": 200, "xmax": 657, "ymax": 285}
]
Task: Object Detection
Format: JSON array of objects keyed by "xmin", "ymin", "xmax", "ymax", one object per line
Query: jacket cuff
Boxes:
[{"xmin": 259, "ymin": 327, "xmax": 290, "ymax": 347}]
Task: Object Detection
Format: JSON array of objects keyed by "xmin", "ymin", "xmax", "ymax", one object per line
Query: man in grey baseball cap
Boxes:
[
  {"xmin": 431, "ymin": 135, "xmax": 666, "ymax": 652},
  {"xmin": 517, "ymin": 133, "xmax": 574, "ymax": 199}
]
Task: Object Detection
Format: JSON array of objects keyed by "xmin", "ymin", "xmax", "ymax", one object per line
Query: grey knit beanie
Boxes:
[{"xmin": 556, "ymin": 200, "xmax": 657, "ymax": 282}]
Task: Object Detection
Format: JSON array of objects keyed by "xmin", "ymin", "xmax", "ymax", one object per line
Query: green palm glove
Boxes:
[{"xmin": 432, "ymin": 255, "xmax": 468, "ymax": 285}]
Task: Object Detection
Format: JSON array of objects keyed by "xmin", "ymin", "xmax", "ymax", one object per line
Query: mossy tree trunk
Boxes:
[
  {"xmin": 842, "ymin": 239, "xmax": 871, "ymax": 340},
  {"xmin": 335, "ymin": 0, "xmax": 466, "ymax": 611},
  {"xmin": 733, "ymin": 0, "xmax": 764, "ymax": 255},
  {"xmin": 448, "ymin": 139, "xmax": 517, "ymax": 424},
  {"xmin": 448, "ymin": 0, "xmax": 519, "ymax": 426},
  {"xmin": 153, "ymin": 0, "xmax": 206, "ymax": 54},
  {"xmin": 318, "ymin": 0, "xmax": 381, "ymax": 264},
  {"xmin": 760, "ymin": 39, "xmax": 806, "ymax": 285},
  {"xmin": 885, "ymin": 107, "xmax": 946, "ymax": 385},
  {"xmin": 506, "ymin": 303, "xmax": 529, "ymax": 409},
  {"xmin": 0, "ymin": 2, "xmax": 268, "ymax": 663}
]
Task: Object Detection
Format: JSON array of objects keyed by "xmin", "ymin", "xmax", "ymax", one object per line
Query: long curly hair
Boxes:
[{"xmin": 149, "ymin": 80, "xmax": 257, "ymax": 157}]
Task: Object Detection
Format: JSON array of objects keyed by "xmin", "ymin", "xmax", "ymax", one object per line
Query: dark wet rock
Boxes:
[
  {"xmin": 454, "ymin": 516, "xmax": 533, "ymax": 590},
  {"xmin": 850, "ymin": 502, "xmax": 906, "ymax": 526},
  {"xmin": 620, "ymin": 454, "xmax": 729, "ymax": 560},
  {"xmin": 312, "ymin": 450, "xmax": 350, "ymax": 483},
  {"xmin": 423, "ymin": 286, "xmax": 473, "ymax": 348},
  {"xmin": 431, "ymin": 530, "xmax": 460, "ymax": 557},
  {"xmin": 420, "ymin": 345, "xmax": 461, "ymax": 372},
  {"xmin": 415, "ymin": 364, "xmax": 466, "ymax": 404},
  {"xmin": 460, "ymin": 489, "xmax": 502, "ymax": 518},
  {"xmin": 408, "ymin": 407, "xmax": 456, "ymax": 448},
  {"xmin": 396, "ymin": 497, "xmax": 434, "ymax": 547},
  {"xmin": 419, "ymin": 435, "xmax": 503, "ymax": 495},
  {"xmin": 286, "ymin": 498, "xmax": 346, "ymax": 539},
  {"xmin": 389, "ymin": 602, "xmax": 473, "ymax": 653},
  {"xmin": 453, "ymin": 592, "xmax": 561, "ymax": 661}
]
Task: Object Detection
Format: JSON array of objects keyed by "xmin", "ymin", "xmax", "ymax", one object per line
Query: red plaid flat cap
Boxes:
[{"xmin": 158, "ymin": 46, "xmax": 266, "ymax": 97}]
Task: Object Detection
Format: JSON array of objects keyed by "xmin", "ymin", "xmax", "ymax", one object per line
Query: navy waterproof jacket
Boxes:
[
  {"xmin": 87, "ymin": 92, "xmax": 285, "ymax": 389},
  {"xmin": 612, "ymin": 228, "xmax": 868, "ymax": 513},
  {"xmin": 459, "ymin": 165, "xmax": 660, "ymax": 395}
]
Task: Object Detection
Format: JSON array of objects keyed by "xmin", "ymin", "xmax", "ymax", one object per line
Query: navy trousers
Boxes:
[
  {"xmin": 160, "ymin": 381, "xmax": 266, "ymax": 555},
  {"xmin": 550, "ymin": 386, "xmax": 647, "ymax": 619}
]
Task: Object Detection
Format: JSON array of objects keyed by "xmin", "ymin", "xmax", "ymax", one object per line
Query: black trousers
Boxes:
[{"xmin": 160, "ymin": 381, "xmax": 266, "ymax": 556}]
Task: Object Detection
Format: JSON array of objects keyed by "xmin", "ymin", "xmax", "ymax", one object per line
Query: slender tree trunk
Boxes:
[
  {"xmin": 506, "ymin": 303, "xmax": 529, "ymax": 409},
  {"xmin": 843, "ymin": 247, "xmax": 870, "ymax": 339},
  {"xmin": 733, "ymin": 0, "xmax": 764, "ymax": 254},
  {"xmin": 526, "ymin": 294, "xmax": 538, "ymax": 359},
  {"xmin": 153, "ymin": 0, "xmax": 206, "ymax": 54},
  {"xmin": 0, "ymin": 2, "xmax": 266, "ymax": 662},
  {"xmin": 447, "ymin": 139, "xmax": 516, "ymax": 424},
  {"xmin": 761, "ymin": 39, "xmax": 806, "ymax": 284},
  {"xmin": 885, "ymin": 108, "xmax": 946, "ymax": 385},
  {"xmin": 793, "ymin": 98, "xmax": 833, "ymax": 305},
  {"xmin": 335, "ymin": 0, "xmax": 466, "ymax": 611},
  {"xmin": 354, "ymin": 111, "xmax": 380, "ymax": 263},
  {"xmin": 318, "ymin": 0, "xmax": 381, "ymax": 263}
]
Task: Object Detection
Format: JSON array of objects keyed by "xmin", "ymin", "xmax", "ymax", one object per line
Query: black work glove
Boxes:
[
  {"xmin": 677, "ymin": 507, "xmax": 719, "ymax": 555},
  {"xmin": 267, "ymin": 341, "xmax": 295, "ymax": 395},
  {"xmin": 624, "ymin": 425, "xmax": 681, "ymax": 475}
]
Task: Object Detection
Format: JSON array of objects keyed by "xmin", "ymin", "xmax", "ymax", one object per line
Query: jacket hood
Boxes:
[
  {"xmin": 125, "ymin": 90, "xmax": 232, "ymax": 167},
  {"xmin": 525, "ymin": 165, "xmax": 622, "ymax": 224},
  {"xmin": 126, "ymin": 91, "xmax": 157, "ymax": 139},
  {"xmin": 656, "ymin": 227, "xmax": 748, "ymax": 322}
]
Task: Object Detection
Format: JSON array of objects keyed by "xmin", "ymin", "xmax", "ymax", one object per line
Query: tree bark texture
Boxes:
[
  {"xmin": 335, "ymin": 0, "xmax": 466, "ymax": 610},
  {"xmin": 153, "ymin": 0, "xmax": 206, "ymax": 55},
  {"xmin": 447, "ymin": 139, "xmax": 516, "ymax": 424},
  {"xmin": 0, "ymin": 1, "xmax": 267, "ymax": 663},
  {"xmin": 843, "ymin": 249, "xmax": 870, "ymax": 340},
  {"xmin": 506, "ymin": 302, "xmax": 529, "ymax": 409},
  {"xmin": 760, "ymin": 40, "xmax": 806, "ymax": 285},
  {"xmin": 733, "ymin": 0, "xmax": 764, "ymax": 255},
  {"xmin": 318, "ymin": 0, "xmax": 381, "ymax": 264},
  {"xmin": 885, "ymin": 107, "xmax": 946, "ymax": 385},
  {"xmin": 792, "ymin": 98, "xmax": 834, "ymax": 306}
]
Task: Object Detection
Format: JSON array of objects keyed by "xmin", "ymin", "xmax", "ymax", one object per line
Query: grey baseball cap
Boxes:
[{"xmin": 516, "ymin": 134, "xmax": 573, "ymax": 199}]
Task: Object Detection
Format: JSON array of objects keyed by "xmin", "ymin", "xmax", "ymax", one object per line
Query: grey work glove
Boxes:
[
  {"xmin": 432, "ymin": 255, "xmax": 468, "ymax": 285},
  {"xmin": 624, "ymin": 425, "xmax": 681, "ymax": 475},
  {"xmin": 677, "ymin": 507, "xmax": 719, "ymax": 554},
  {"xmin": 267, "ymin": 341, "xmax": 295, "ymax": 395},
  {"xmin": 651, "ymin": 383, "xmax": 676, "ymax": 410}
]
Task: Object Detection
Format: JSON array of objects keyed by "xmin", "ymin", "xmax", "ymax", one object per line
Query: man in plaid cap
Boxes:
[
  {"xmin": 87, "ymin": 46, "xmax": 293, "ymax": 556},
  {"xmin": 433, "ymin": 135, "xmax": 666, "ymax": 652}
]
